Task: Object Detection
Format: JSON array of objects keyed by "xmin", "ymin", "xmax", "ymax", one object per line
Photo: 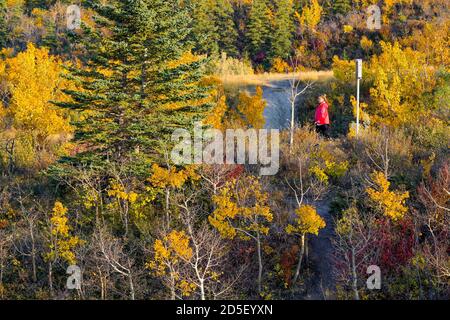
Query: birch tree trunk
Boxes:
[{"xmin": 292, "ymin": 233, "xmax": 306, "ymax": 284}]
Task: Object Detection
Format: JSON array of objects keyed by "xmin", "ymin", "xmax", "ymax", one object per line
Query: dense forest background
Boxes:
[{"xmin": 0, "ymin": 0, "xmax": 448, "ymax": 300}]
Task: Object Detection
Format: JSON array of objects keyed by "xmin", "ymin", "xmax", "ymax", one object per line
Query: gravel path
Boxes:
[{"xmin": 241, "ymin": 80, "xmax": 337, "ymax": 300}]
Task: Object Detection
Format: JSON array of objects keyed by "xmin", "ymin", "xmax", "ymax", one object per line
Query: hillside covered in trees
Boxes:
[{"xmin": 0, "ymin": 0, "xmax": 448, "ymax": 301}]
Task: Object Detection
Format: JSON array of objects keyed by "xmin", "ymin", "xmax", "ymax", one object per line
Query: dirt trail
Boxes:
[
  {"xmin": 305, "ymin": 199, "xmax": 336, "ymax": 300},
  {"xmin": 232, "ymin": 79, "xmax": 337, "ymax": 300}
]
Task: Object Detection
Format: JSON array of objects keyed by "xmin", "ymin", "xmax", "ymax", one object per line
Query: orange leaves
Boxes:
[
  {"xmin": 204, "ymin": 95, "xmax": 228, "ymax": 130},
  {"xmin": 236, "ymin": 86, "xmax": 267, "ymax": 130},
  {"xmin": 224, "ymin": 86, "xmax": 267, "ymax": 130},
  {"xmin": 210, "ymin": 175, "xmax": 273, "ymax": 240},
  {"xmin": 286, "ymin": 205, "xmax": 326, "ymax": 236},
  {"xmin": 367, "ymin": 171, "xmax": 409, "ymax": 221}
]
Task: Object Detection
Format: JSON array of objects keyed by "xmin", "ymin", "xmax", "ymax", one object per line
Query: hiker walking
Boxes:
[{"xmin": 315, "ymin": 95, "xmax": 330, "ymax": 138}]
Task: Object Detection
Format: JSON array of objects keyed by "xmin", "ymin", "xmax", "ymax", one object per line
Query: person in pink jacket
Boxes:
[{"xmin": 315, "ymin": 94, "xmax": 330, "ymax": 137}]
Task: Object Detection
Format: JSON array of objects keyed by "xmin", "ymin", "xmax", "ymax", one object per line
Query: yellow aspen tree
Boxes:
[
  {"xmin": 147, "ymin": 230, "xmax": 194, "ymax": 299},
  {"xmin": 209, "ymin": 175, "xmax": 272, "ymax": 294},
  {"xmin": 45, "ymin": 201, "xmax": 82, "ymax": 296},
  {"xmin": 149, "ymin": 164, "xmax": 199, "ymax": 227},
  {"xmin": 0, "ymin": 43, "xmax": 73, "ymax": 169},
  {"xmin": 366, "ymin": 171, "xmax": 409, "ymax": 221},
  {"xmin": 295, "ymin": 0, "xmax": 322, "ymax": 31},
  {"xmin": 286, "ymin": 205, "xmax": 326, "ymax": 284},
  {"xmin": 368, "ymin": 41, "xmax": 436, "ymax": 125},
  {"xmin": 106, "ymin": 180, "xmax": 140, "ymax": 236}
]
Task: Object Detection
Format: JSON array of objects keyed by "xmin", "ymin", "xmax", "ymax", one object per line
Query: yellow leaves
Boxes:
[
  {"xmin": 296, "ymin": 0, "xmax": 322, "ymax": 31},
  {"xmin": 210, "ymin": 176, "xmax": 273, "ymax": 240},
  {"xmin": 350, "ymin": 95, "xmax": 370, "ymax": 125},
  {"xmin": 360, "ymin": 36, "xmax": 373, "ymax": 52},
  {"xmin": 209, "ymin": 187, "xmax": 240, "ymax": 239},
  {"xmin": 204, "ymin": 95, "xmax": 228, "ymax": 130},
  {"xmin": 178, "ymin": 280, "xmax": 197, "ymax": 297},
  {"xmin": 332, "ymin": 56, "xmax": 356, "ymax": 83},
  {"xmin": 309, "ymin": 146, "xmax": 348, "ymax": 183},
  {"xmin": 48, "ymin": 201, "xmax": 82, "ymax": 265},
  {"xmin": 286, "ymin": 205, "xmax": 326, "ymax": 236},
  {"xmin": 149, "ymin": 164, "xmax": 199, "ymax": 190},
  {"xmin": 167, "ymin": 51, "xmax": 205, "ymax": 70},
  {"xmin": 366, "ymin": 171, "xmax": 409, "ymax": 221},
  {"xmin": 270, "ymin": 57, "xmax": 291, "ymax": 73},
  {"xmin": 238, "ymin": 86, "xmax": 266, "ymax": 129},
  {"xmin": 107, "ymin": 181, "xmax": 139, "ymax": 204},
  {"xmin": 368, "ymin": 41, "xmax": 436, "ymax": 125},
  {"xmin": 230, "ymin": 86, "xmax": 267, "ymax": 130},
  {"xmin": 50, "ymin": 202, "xmax": 70, "ymax": 237},
  {"xmin": 167, "ymin": 230, "xmax": 193, "ymax": 260},
  {"xmin": 0, "ymin": 43, "xmax": 73, "ymax": 168},
  {"xmin": 336, "ymin": 206, "xmax": 360, "ymax": 235},
  {"xmin": 324, "ymin": 160, "xmax": 349, "ymax": 179},
  {"xmin": 309, "ymin": 165, "xmax": 329, "ymax": 184},
  {"xmin": 401, "ymin": 20, "xmax": 450, "ymax": 68},
  {"xmin": 6, "ymin": 0, "xmax": 24, "ymax": 7},
  {"xmin": 343, "ymin": 25, "xmax": 354, "ymax": 33},
  {"xmin": 147, "ymin": 230, "xmax": 193, "ymax": 277}
]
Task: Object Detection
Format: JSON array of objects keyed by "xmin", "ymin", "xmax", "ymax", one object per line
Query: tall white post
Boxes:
[
  {"xmin": 356, "ymin": 77, "xmax": 360, "ymax": 136},
  {"xmin": 356, "ymin": 59, "xmax": 363, "ymax": 137}
]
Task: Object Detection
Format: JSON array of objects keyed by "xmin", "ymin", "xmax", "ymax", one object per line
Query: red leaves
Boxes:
[
  {"xmin": 375, "ymin": 217, "xmax": 416, "ymax": 272},
  {"xmin": 280, "ymin": 245, "xmax": 299, "ymax": 287}
]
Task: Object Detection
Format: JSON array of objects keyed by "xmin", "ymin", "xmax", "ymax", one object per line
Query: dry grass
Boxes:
[{"xmin": 220, "ymin": 70, "xmax": 334, "ymax": 86}]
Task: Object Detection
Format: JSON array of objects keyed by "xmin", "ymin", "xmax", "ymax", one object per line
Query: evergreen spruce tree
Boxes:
[
  {"xmin": 192, "ymin": 0, "xmax": 219, "ymax": 56},
  {"xmin": 247, "ymin": 0, "xmax": 271, "ymax": 61},
  {"xmin": 214, "ymin": 0, "xmax": 238, "ymax": 57},
  {"xmin": 271, "ymin": 0, "xmax": 294, "ymax": 60},
  {"xmin": 56, "ymin": 0, "xmax": 211, "ymax": 173},
  {"xmin": 333, "ymin": 0, "xmax": 352, "ymax": 16},
  {"xmin": 0, "ymin": 0, "xmax": 7, "ymax": 49}
]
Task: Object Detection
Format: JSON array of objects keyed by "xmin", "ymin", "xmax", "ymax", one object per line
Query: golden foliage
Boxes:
[
  {"xmin": 343, "ymin": 25, "xmax": 353, "ymax": 33},
  {"xmin": 369, "ymin": 41, "xmax": 436, "ymax": 125},
  {"xmin": 147, "ymin": 230, "xmax": 196, "ymax": 297},
  {"xmin": 270, "ymin": 57, "xmax": 291, "ymax": 73},
  {"xmin": 401, "ymin": 21, "xmax": 450, "ymax": 68},
  {"xmin": 367, "ymin": 171, "xmax": 409, "ymax": 221},
  {"xmin": 209, "ymin": 175, "xmax": 273, "ymax": 240},
  {"xmin": 225, "ymin": 86, "xmax": 267, "ymax": 129},
  {"xmin": 296, "ymin": 0, "xmax": 322, "ymax": 31},
  {"xmin": 204, "ymin": 95, "xmax": 228, "ymax": 130},
  {"xmin": 0, "ymin": 43, "xmax": 73, "ymax": 168},
  {"xmin": 46, "ymin": 202, "xmax": 82, "ymax": 265},
  {"xmin": 332, "ymin": 56, "xmax": 355, "ymax": 83},
  {"xmin": 360, "ymin": 36, "xmax": 373, "ymax": 52},
  {"xmin": 286, "ymin": 205, "xmax": 326, "ymax": 236},
  {"xmin": 149, "ymin": 164, "xmax": 199, "ymax": 189}
]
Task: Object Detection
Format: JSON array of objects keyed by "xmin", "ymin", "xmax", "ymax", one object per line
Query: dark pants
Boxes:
[{"xmin": 316, "ymin": 124, "xmax": 330, "ymax": 138}]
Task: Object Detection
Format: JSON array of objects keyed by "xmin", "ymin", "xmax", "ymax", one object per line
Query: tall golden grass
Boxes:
[{"xmin": 220, "ymin": 71, "xmax": 334, "ymax": 86}]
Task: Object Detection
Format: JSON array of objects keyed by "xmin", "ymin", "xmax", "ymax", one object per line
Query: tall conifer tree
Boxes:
[
  {"xmin": 57, "ymin": 0, "xmax": 211, "ymax": 172},
  {"xmin": 247, "ymin": 0, "xmax": 271, "ymax": 60},
  {"xmin": 271, "ymin": 0, "xmax": 294, "ymax": 59},
  {"xmin": 0, "ymin": 0, "xmax": 7, "ymax": 49}
]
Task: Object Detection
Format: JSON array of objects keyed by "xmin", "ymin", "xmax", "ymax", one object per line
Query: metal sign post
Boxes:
[{"xmin": 356, "ymin": 59, "xmax": 363, "ymax": 137}]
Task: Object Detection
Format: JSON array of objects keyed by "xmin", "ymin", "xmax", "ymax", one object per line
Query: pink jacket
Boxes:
[{"xmin": 315, "ymin": 102, "xmax": 330, "ymax": 125}]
